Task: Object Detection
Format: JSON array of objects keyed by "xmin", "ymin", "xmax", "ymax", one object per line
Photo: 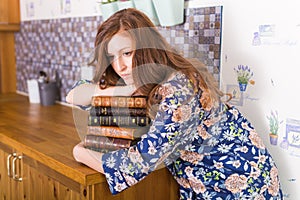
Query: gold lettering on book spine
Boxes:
[
  {"xmin": 117, "ymin": 97, "xmax": 127, "ymax": 107},
  {"xmin": 135, "ymin": 98, "xmax": 146, "ymax": 108},
  {"xmin": 112, "ymin": 116, "xmax": 117, "ymax": 124},
  {"xmin": 101, "ymin": 107, "xmax": 108, "ymax": 115},
  {"xmin": 87, "ymin": 126, "xmax": 135, "ymax": 140},
  {"xmin": 93, "ymin": 96, "xmax": 101, "ymax": 106},
  {"xmin": 127, "ymin": 98, "xmax": 134, "ymax": 107},
  {"xmin": 131, "ymin": 117, "xmax": 136, "ymax": 126},
  {"xmin": 92, "ymin": 96, "xmax": 147, "ymax": 107},
  {"xmin": 103, "ymin": 97, "xmax": 110, "ymax": 107}
]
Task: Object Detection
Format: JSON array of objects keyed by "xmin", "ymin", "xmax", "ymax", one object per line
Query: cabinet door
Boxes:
[
  {"xmin": 0, "ymin": 0, "xmax": 20, "ymax": 24},
  {"xmin": 0, "ymin": 32, "xmax": 17, "ymax": 93},
  {"xmin": 0, "ymin": 143, "xmax": 24, "ymax": 200},
  {"xmin": 22, "ymin": 154, "xmax": 83, "ymax": 200},
  {"xmin": 0, "ymin": 145, "xmax": 12, "ymax": 199}
]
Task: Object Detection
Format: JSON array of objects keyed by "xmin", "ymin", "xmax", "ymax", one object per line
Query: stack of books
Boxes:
[{"xmin": 83, "ymin": 96, "xmax": 151, "ymax": 153}]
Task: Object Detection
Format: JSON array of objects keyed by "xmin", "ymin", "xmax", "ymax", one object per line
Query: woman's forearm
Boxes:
[
  {"xmin": 66, "ymin": 83, "xmax": 97, "ymax": 106},
  {"xmin": 66, "ymin": 83, "xmax": 136, "ymax": 106},
  {"xmin": 73, "ymin": 142, "xmax": 104, "ymax": 173}
]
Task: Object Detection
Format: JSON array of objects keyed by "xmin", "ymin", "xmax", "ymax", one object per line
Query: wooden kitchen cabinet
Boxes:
[
  {"xmin": 0, "ymin": 0, "xmax": 20, "ymax": 93},
  {"xmin": 0, "ymin": 144, "xmax": 31, "ymax": 200},
  {"xmin": 0, "ymin": 142, "xmax": 84, "ymax": 200},
  {"xmin": 0, "ymin": 0, "xmax": 20, "ymax": 24},
  {"xmin": 0, "ymin": 33, "xmax": 18, "ymax": 93},
  {"xmin": 0, "ymin": 143, "xmax": 19, "ymax": 200},
  {"xmin": 0, "ymin": 94, "xmax": 179, "ymax": 200}
]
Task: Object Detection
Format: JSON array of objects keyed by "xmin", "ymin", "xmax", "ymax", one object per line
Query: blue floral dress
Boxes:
[{"xmin": 99, "ymin": 72, "xmax": 283, "ymax": 199}]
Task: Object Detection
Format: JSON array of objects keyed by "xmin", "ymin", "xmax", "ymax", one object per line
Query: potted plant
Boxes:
[
  {"xmin": 117, "ymin": 0, "xmax": 135, "ymax": 11},
  {"xmin": 133, "ymin": 0, "xmax": 159, "ymax": 25},
  {"xmin": 267, "ymin": 110, "xmax": 281, "ymax": 145},
  {"xmin": 99, "ymin": 0, "xmax": 119, "ymax": 21},
  {"xmin": 234, "ymin": 64, "xmax": 254, "ymax": 92},
  {"xmin": 152, "ymin": 0, "xmax": 184, "ymax": 26}
]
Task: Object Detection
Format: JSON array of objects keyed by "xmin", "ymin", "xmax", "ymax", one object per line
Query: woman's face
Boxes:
[{"xmin": 107, "ymin": 31, "xmax": 135, "ymax": 85}]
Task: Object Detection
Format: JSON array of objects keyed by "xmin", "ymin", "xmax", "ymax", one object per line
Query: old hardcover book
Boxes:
[
  {"xmin": 89, "ymin": 106, "xmax": 147, "ymax": 117},
  {"xmin": 87, "ymin": 126, "xmax": 148, "ymax": 140},
  {"xmin": 91, "ymin": 96, "xmax": 147, "ymax": 108},
  {"xmin": 88, "ymin": 115, "xmax": 151, "ymax": 127},
  {"xmin": 83, "ymin": 135, "xmax": 138, "ymax": 151}
]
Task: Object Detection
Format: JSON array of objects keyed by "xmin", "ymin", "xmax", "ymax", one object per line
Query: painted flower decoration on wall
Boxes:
[
  {"xmin": 234, "ymin": 65, "xmax": 254, "ymax": 91},
  {"xmin": 267, "ymin": 110, "xmax": 283, "ymax": 146},
  {"xmin": 267, "ymin": 110, "xmax": 281, "ymax": 135},
  {"xmin": 234, "ymin": 65, "xmax": 253, "ymax": 84}
]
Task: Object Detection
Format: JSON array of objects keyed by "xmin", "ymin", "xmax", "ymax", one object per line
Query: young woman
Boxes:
[{"xmin": 67, "ymin": 8, "xmax": 283, "ymax": 199}]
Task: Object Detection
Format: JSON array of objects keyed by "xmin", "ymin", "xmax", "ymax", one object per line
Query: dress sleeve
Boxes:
[{"xmin": 102, "ymin": 73, "xmax": 200, "ymax": 194}]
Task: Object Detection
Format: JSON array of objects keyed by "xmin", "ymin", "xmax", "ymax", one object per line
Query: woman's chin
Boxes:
[{"xmin": 124, "ymin": 80, "xmax": 134, "ymax": 86}]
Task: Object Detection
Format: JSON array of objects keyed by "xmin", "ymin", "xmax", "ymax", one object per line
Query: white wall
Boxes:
[{"xmin": 20, "ymin": 0, "xmax": 101, "ymax": 21}]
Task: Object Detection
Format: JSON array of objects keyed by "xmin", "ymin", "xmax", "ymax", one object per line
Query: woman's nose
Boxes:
[{"xmin": 113, "ymin": 56, "xmax": 126, "ymax": 72}]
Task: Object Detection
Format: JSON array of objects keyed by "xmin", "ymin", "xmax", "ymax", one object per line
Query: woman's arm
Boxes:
[
  {"xmin": 73, "ymin": 142, "xmax": 104, "ymax": 173},
  {"xmin": 73, "ymin": 141, "xmax": 166, "ymax": 173},
  {"xmin": 66, "ymin": 82, "xmax": 136, "ymax": 106}
]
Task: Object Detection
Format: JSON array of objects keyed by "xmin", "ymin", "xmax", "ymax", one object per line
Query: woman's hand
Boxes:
[{"xmin": 73, "ymin": 142, "xmax": 104, "ymax": 173}]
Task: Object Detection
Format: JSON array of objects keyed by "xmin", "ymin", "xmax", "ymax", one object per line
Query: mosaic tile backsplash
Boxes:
[{"xmin": 14, "ymin": 6, "xmax": 222, "ymax": 102}]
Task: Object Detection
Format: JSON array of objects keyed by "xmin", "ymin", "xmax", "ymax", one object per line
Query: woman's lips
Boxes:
[{"xmin": 121, "ymin": 74, "xmax": 130, "ymax": 79}]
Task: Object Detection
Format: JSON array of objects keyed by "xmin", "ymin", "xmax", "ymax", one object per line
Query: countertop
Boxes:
[{"xmin": 0, "ymin": 93, "xmax": 103, "ymax": 186}]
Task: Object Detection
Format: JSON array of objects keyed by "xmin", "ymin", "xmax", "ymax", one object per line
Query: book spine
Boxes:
[
  {"xmin": 91, "ymin": 96, "xmax": 147, "ymax": 108},
  {"xmin": 84, "ymin": 135, "xmax": 132, "ymax": 150},
  {"xmin": 87, "ymin": 126, "xmax": 136, "ymax": 140},
  {"xmin": 89, "ymin": 106, "xmax": 147, "ymax": 117},
  {"xmin": 88, "ymin": 115, "xmax": 151, "ymax": 127}
]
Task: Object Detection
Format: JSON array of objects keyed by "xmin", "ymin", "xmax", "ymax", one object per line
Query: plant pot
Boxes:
[
  {"xmin": 100, "ymin": 2, "xmax": 119, "ymax": 21},
  {"xmin": 269, "ymin": 133, "xmax": 278, "ymax": 146},
  {"xmin": 238, "ymin": 83, "xmax": 247, "ymax": 92},
  {"xmin": 152, "ymin": 0, "xmax": 184, "ymax": 26},
  {"xmin": 118, "ymin": 0, "xmax": 135, "ymax": 11},
  {"xmin": 133, "ymin": 0, "xmax": 159, "ymax": 25}
]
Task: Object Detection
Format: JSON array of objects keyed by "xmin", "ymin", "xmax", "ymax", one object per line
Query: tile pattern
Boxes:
[{"xmin": 14, "ymin": 6, "xmax": 222, "ymax": 102}]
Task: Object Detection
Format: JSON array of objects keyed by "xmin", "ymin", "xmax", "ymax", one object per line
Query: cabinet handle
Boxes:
[
  {"xmin": 7, "ymin": 153, "xmax": 17, "ymax": 178},
  {"xmin": 12, "ymin": 155, "xmax": 23, "ymax": 182}
]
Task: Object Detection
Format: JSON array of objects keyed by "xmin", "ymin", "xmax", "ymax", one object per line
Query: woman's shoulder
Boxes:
[
  {"xmin": 157, "ymin": 71, "xmax": 195, "ymax": 99},
  {"xmin": 161, "ymin": 72, "xmax": 194, "ymax": 92},
  {"xmin": 165, "ymin": 71, "xmax": 190, "ymax": 85}
]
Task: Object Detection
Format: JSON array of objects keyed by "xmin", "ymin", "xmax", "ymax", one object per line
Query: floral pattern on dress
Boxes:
[{"xmin": 101, "ymin": 72, "xmax": 283, "ymax": 199}]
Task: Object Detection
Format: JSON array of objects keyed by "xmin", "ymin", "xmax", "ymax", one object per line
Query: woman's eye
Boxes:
[{"xmin": 123, "ymin": 51, "xmax": 133, "ymax": 57}]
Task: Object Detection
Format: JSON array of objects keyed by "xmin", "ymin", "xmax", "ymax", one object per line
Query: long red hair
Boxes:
[{"xmin": 89, "ymin": 8, "xmax": 223, "ymax": 115}]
